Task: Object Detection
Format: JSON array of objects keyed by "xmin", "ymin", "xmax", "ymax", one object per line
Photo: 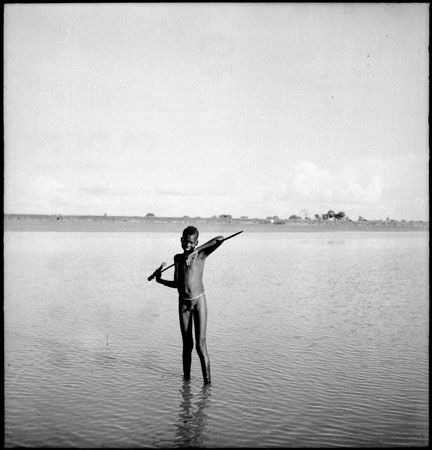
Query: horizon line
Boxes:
[{"xmin": 3, "ymin": 212, "xmax": 428, "ymax": 223}]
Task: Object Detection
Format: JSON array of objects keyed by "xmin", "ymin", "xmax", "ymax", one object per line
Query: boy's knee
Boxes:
[
  {"xmin": 183, "ymin": 341, "xmax": 194, "ymax": 352},
  {"xmin": 195, "ymin": 338, "xmax": 207, "ymax": 354}
]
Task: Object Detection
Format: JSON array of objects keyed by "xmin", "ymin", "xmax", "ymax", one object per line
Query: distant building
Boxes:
[{"xmin": 265, "ymin": 215, "xmax": 280, "ymax": 223}]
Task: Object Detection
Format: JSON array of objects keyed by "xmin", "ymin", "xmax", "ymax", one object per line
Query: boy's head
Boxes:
[{"xmin": 181, "ymin": 226, "xmax": 199, "ymax": 253}]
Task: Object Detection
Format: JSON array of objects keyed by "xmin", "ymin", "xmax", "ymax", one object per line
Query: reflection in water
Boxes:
[
  {"xmin": 5, "ymin": 232, "xmax": 429, "ymax": 447},
  {"xmin": 175, "ymin": 381, "xmax": 212, "ymax": 448}
]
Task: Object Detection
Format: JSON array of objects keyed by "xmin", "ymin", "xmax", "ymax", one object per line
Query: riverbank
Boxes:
[{"xmin": 4, "ymin": 214, "xmax": 428, "ymax": 233}]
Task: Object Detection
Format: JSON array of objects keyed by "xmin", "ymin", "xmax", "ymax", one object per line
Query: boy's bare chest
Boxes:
[{"xmin": 178, "ymin": 259, "xmax": 204, "ymax": 276}]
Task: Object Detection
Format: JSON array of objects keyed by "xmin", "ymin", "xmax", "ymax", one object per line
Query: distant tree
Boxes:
[
  {"xmin": 327, "ymin": 210, "xmax": 336, "ymax": 218},
  {"xmin": 314, "ymin": 214, "xmax": 321, "ymax": 221},
  {"xmin": 358, "ymin": 216, "xmax": 367, "ymax": 221},
  {"xmin": 146, "ymin": 213, "xmax": 155, "ymax": 217},
  {"xmin": 335, "ymin": 211, "xmax": 345, "ymax": 220},
  {"xmin": 289, "ymin": 215, "xmax": 302, "ymax": 220}
]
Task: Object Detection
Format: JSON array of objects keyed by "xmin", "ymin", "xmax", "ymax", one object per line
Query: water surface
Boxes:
[{"xmin": 4, "ymin": 231, "xmax": 429, "ymax": 447}]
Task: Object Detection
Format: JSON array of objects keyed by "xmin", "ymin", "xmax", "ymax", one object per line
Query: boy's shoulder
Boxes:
[{"xmin": 174, "ymin": 253, "xmax": 183, "ymax": 261}]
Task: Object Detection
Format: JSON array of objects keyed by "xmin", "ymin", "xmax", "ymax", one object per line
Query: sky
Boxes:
[{"xmin": 4, "ymin": 3, "xmax": 429, "ymax": 221}]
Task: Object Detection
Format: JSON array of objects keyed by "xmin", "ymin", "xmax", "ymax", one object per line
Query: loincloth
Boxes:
[{"xmin": 179, "ymin": 292, "xmax": 206, "ymax": 302}]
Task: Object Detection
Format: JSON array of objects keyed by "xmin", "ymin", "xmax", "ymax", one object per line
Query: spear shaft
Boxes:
[{"xmin": 147, "ymin": 230, "xmax": 243, "ymax": 281}]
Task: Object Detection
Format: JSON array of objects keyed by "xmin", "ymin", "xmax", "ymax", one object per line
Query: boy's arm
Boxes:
[
  {"xmin": 156, "ymin": 258, "xmax": 177, "ymax": 288},
  {"xmin": 200, "ymin": 235, "xmax": 224, "ymax": 255},
  {"xmin": 186, "ymin": 236, "xmax": 224, "ymax": 265}
]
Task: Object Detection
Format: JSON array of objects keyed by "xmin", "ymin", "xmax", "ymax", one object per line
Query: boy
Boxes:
[{"xmin": 154, "ymin": 226, "xmax": 224, "ymax": 384}]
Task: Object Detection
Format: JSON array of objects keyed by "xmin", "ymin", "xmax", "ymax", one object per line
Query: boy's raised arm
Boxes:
[
  {"xmin": 193, "ymin": 231, "xmax": 242, "ymax": 259},
  {"xmin": 194, "ymin": 235, "xmax": 224, "ymax": 257}
]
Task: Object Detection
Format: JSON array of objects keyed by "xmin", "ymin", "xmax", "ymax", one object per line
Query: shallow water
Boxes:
[{"xmin": 4, "ymin": 231, "xmax": 429, "ymax": 447}]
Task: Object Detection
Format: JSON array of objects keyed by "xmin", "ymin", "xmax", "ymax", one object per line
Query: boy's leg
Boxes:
[
  {"xmin": 179, "ymin": 303, "xmax": 194, "ymax": 380},
  {"xmin": 194, "ymin": 296, "xmax": 211, "ymax": 384}
]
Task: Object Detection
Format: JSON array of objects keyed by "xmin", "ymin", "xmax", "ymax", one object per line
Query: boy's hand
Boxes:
[
  {"xmin": 186, "ymin": 250, "xmax": 198, "ymax": 266},
  {"xmin": 155, "ymin": 262, "xmax": 166, "ymax": 281}
]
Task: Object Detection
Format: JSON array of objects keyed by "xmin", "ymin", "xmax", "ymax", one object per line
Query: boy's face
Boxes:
[{"xmin": 181, "ymin": 233, "xmax": 198, "ymax": 253}]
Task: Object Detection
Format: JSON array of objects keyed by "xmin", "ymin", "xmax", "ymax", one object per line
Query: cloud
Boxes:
[
  {"xmin": 156, "ymin": 183, "xmax": 226, "ymax": 197},
  {"xmin": 80, "ymin": 186, "xmax": 148, "ymax": 197},
  {"xmin": 11, "ymin": 175, "xmax": 73, "ymax": 213},
  {"xmin": 288, "ymin": 161, "xmax": 384, "ymax": 205},
  {"xmin": 347, "ymin": 175, "xmax": 383, "ymax": 204}
]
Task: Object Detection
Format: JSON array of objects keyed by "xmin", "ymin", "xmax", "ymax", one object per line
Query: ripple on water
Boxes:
[{"xmin": 4, "ymin": 231, "xmax": 429, "ymax": 447}]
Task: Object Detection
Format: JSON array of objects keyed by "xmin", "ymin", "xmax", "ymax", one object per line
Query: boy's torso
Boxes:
[{"xmin": 175, "ymin": 253, "xmax": 206, "ymax": 298}]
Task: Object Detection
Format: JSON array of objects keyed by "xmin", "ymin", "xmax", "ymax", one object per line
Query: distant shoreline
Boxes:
[{"xmin": 4, "ymin": 214, "xmax": 428, "ymax": 233}]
